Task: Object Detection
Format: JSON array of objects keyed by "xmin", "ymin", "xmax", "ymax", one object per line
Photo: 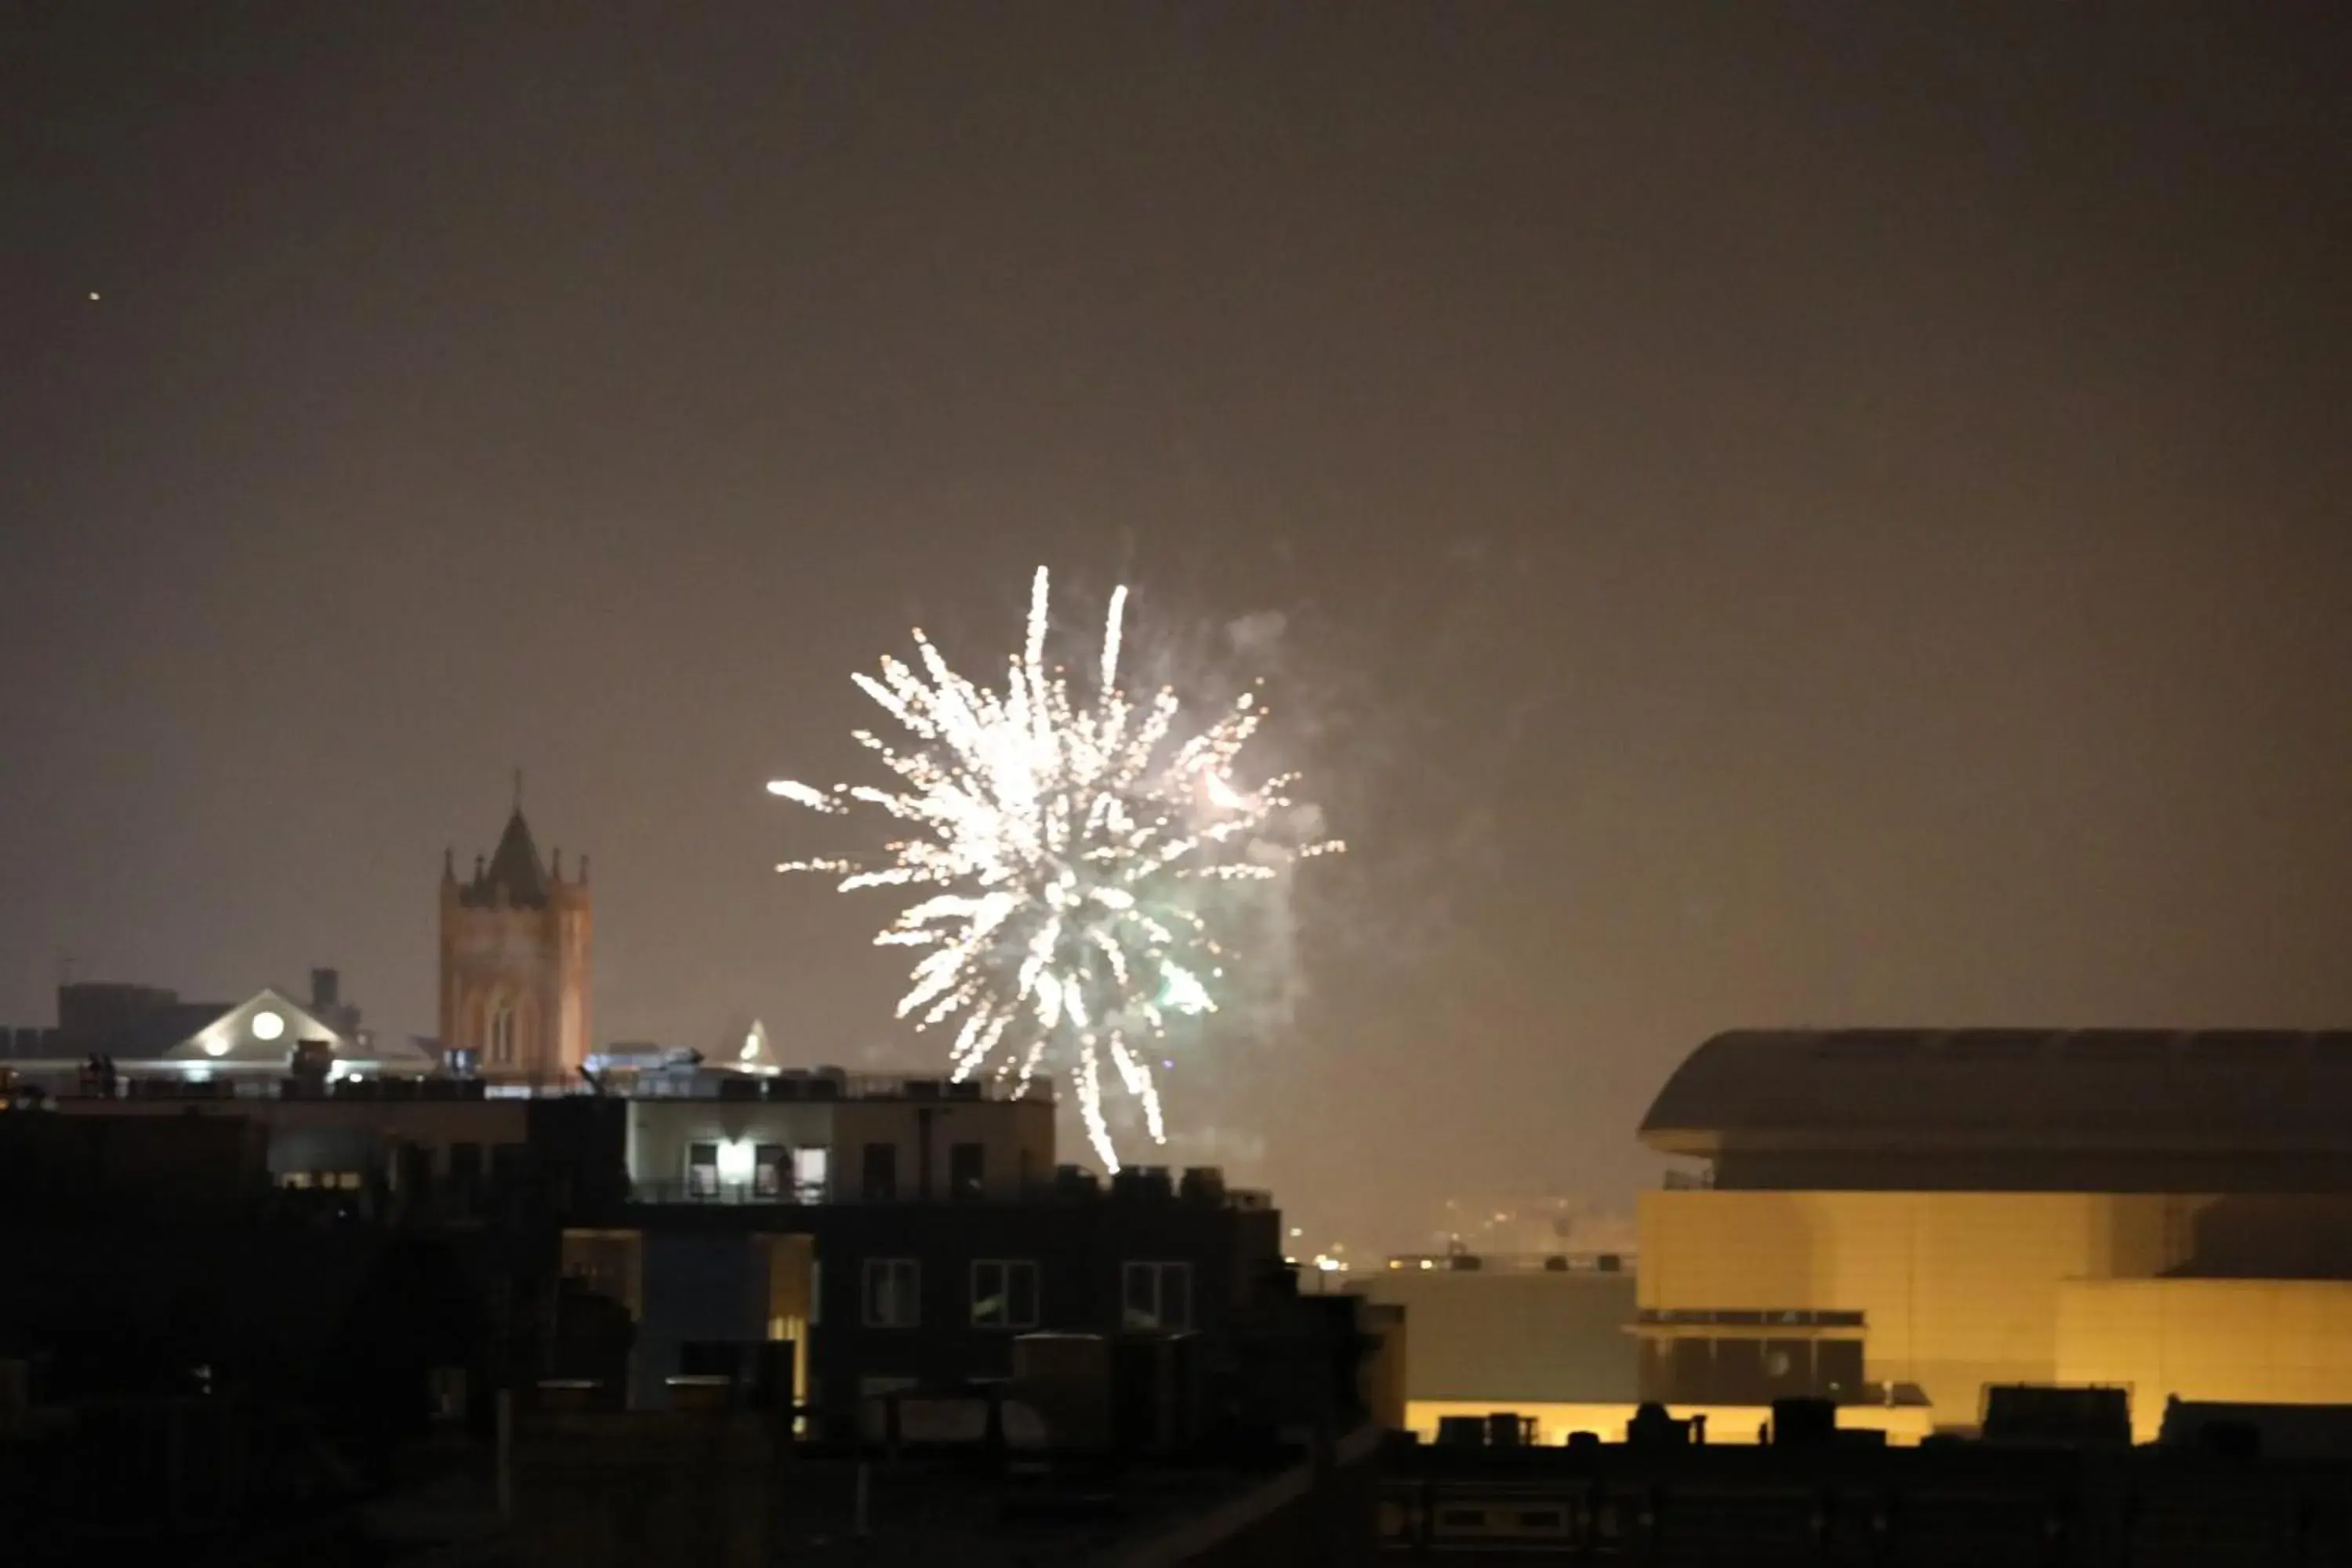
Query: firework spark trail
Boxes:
[{"xmin": 769, "ymin": 567, "xmax": 1339, "ymax": 1170}]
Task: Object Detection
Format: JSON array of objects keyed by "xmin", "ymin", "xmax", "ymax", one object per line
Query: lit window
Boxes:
[
  {"xmin": 1122, "ymin": 1261, "xmax": 1192, "ymax": 1330},
  {"xmin": 488, "ymin": 1003, "xmax": 516, "ymax": 1066},
  {"xmin": 792, "ymin": 1147, "xmax": 829, "ymax": 1203},
  {"xmin": 971, "ymin": 1260, "xmax": 1039, "ymax": 1329},
  {"xmin": 863, "ymin": 1258, "xmax": 920, "ymax": 1327},
  {"xmin": 687, "ymin": 1142, "xmax": 719, "ymax": 1198},
  {"xmin": 715, "ymin": 1139, "xmax": 756, "ymax": 1185}
]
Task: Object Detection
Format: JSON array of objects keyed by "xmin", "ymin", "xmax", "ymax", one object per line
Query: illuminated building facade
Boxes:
[
  {"xmin": 1352, "ymin": 1252, "xmax": 1640, "ymax": 1446},
  {"xmin": 619, "ymin": 1069, "xmax": 1056, "ymax": 1204},
  {"xmin": 1638, "ymin": 1028, "xmax": 2352, "ymax": 1440},
  {"xmin": 439, "ymin": 799, "xmax": 592, "ymax": 1083}
]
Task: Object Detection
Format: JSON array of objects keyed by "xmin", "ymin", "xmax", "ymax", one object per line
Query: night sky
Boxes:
[{"xmin": 6, "ymin": 3, "xmax": 2350, "ymax": 1250}]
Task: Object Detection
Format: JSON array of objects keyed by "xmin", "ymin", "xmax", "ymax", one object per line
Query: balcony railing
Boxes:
[
  {"xmin": 625, "ymin": 1177, "xmax": 1276, "ymax": 1210},
  {"xmin": 34, "ymin": 1069, "xmax": 1054, "ymax": 1105}
]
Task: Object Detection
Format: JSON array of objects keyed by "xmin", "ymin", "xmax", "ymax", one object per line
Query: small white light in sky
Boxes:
[{"xmin": 87, "ymin": 291, "xmax": 100, "ymax": 302}]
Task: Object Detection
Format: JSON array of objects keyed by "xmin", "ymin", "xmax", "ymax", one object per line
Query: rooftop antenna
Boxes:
[{"xmin": 513, "ymin": 767, "xmax": 524, "ymax": 815}]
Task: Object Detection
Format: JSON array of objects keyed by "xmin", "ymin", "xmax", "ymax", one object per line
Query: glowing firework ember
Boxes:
[{"xmin": 769, "ymin": 568, "xmax": 1339, "ymax": 1169}]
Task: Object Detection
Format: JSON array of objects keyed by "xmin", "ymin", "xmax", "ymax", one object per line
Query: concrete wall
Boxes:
[
  {"xmin": 1354, "ymin": 1271, "xmax": 1636, "ymax": 1404},
  {"xmin": 1638, "ymin": 1190, "xmax": 2205, "ymax": 1426},
  {"xmin": 2056, "ymin": 1277, "xmax": 2352, "ymax": 1442}
]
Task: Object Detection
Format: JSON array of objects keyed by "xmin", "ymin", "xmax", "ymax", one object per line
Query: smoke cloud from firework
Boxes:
[{"xmin": 768, "ymin": 567, "xmax": 1340, "ymax": 1169}]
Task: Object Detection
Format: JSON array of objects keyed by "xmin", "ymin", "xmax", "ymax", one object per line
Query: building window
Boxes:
[
  {"xmin": 1122, "ymin": 1261, "xmax": 1192, "ymax": 1330},
  {"xmin": 687, "ymin": 1142, "xmax": 719, "ymax": 1198},
  {"xmin": 1637, "ymin": 1327, "xmax": 1867, "ymax": 1404},
  {"xmin": 792, "ymin": 1147, "xmax": 829, "ymax": 1203},
  {"xmin": 753, "ymin": 1144, "xmax": 786, "ymax": 1199},
  {"xmin": 861, "ymin": 1142, "xmax": 898, "ymax": 1201},
  {"xmin": 971, "ymin": 1260, "xmax": 1040, "ymax": 1329},
  {"xmin": 949, "ymin": 1141, "xmax": 985, "ymax": 1200},
  {"xmin": 863, "ymin": 1259, "xmax": 920, "ymax": 1327},
  {"xmin": 488, "ymin": 1000, "xmax": 516, "ymax": 1067}
]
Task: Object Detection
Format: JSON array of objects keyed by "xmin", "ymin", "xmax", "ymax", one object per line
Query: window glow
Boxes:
[
  {"xmin": 740, "ymin": 1031, "xmax": 760, "ymax": 1062},
  {"xmin": 252, "ymin": 1010, "xmax": 285, "ymax": 1042},
  {"xmin": 202, "ymin": 1034, "xmax": 230, "ymax": 1058},
  {"xmin": 793, "ymin": 1147, "xmax": 829, "ymax": 1202},
  {"xmin": 715, "ymin": 1139, "xmax": 757, "ymax": 1185}
]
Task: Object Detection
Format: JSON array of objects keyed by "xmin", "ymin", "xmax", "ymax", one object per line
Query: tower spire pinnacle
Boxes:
[{"xmin": 513, "ymin": 767, "xmax": 524, "ymax": 815}]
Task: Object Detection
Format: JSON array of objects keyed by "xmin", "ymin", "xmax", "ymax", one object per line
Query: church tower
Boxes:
[{"xmin": 439, "ymin": 782, "xmax": 592, "ymax": 1082}]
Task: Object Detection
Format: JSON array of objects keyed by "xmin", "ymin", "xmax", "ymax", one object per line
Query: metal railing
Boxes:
[
  {"xmin": 625, "ymin": 1177, "xmax": 1276, "ymax": 1210},
  {"xmin": 30, "ymin": 1069, "xmax": 1055, "ymax": 1105}
]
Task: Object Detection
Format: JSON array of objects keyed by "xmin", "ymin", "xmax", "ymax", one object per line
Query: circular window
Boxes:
[
  {"xmin": 251, "ymin": 1010, "xmax": 286, "ymax": 1042},
  {"xmin": 202, "ymin": 1035, "xmax": 230, "ymax": 1058}
]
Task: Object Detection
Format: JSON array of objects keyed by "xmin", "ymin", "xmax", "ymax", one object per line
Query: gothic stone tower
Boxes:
[{"xmin": 439, "ymin": 797, "xmax": 592, "ymax": 1081}]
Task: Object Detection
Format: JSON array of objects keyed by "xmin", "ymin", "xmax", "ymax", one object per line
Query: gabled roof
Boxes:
[
  {"xmin": 34, "ymin": 988, "xmax": 352, "ymax": 1064},
  {"xmin": 1640, "ymin": 1028, "xmax": 2352, "ymax": 1158},
  {"xmin": 157, "ymin": 988, "xmax": 352, "ymax": 1065},
  {"xmin": 726, "ymin": 1018, "xmax": 779, "ymax": 1070},
  {"xmin": 467, "ymin": 809, "xmax": 550, "ymax": 908},
  {"xmin": 93, "ymin": 1001, "xmax": 241, "ymax": 1060}
]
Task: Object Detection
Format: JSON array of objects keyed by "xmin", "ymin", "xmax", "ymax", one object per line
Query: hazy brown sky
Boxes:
[{"xmin": 5, "ymin": 3, "xmax": 2349, "ymax": 1248}]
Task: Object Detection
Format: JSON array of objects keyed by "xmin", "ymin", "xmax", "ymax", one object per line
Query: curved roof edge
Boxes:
[{"xmin": 1640, "ymin": 1027, "xmax": 2352, "ymax": 1156}]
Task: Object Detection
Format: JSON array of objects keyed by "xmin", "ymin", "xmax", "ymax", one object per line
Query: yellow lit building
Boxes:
[{"xmin": 1637, "ymin": 1028, "xmax": 2352, "ymax": 1442}]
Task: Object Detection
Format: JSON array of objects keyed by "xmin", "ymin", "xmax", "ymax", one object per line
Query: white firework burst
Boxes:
[{"xmin": 769, "ymin": 567, "xmax": 1339, "ymax": 1170}]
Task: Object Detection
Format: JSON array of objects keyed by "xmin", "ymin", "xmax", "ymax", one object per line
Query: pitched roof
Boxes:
[
  {"xmin": 1640, "ymin": 1027, "xmax": 2352, "ymax": 1158},
  {"xmin": 94, "ymin": 1001, "xmax": 239, "ymax": 1060},
  {"xmin": 62, "ymin": 989, "xmax": 348, "ymax": 1063},
  {"xmin": 470, "ymin": 809, "xmax": 550, "ymax": 908}
]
